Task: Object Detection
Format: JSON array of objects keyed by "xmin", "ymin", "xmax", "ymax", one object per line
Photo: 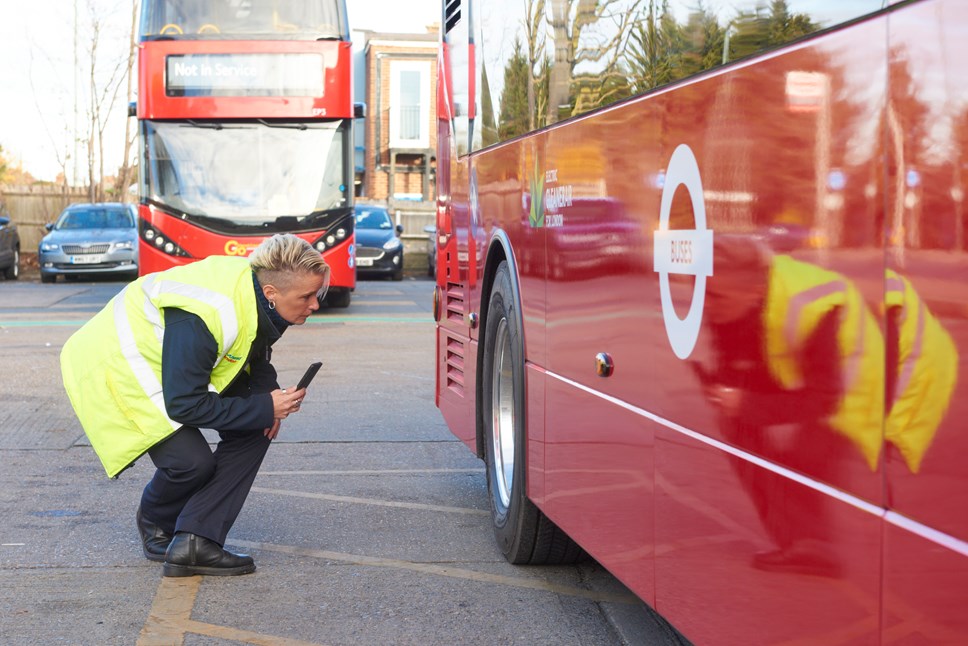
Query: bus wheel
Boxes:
[{"xmin": 482, "ymin": 261, "xmax": 584, "ymax": 565}]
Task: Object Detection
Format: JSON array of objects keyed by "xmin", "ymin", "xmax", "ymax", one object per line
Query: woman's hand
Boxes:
[
  {"xmin": 271, "ymin": 386, "xmax": 307, "ymax": 419},
  {"xmin": 264, "ymin": 419, "xmax": 281, "ymax": 440}
]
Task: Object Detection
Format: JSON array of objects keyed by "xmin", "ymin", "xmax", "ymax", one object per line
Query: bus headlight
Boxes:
[{"xmin": 139, "ymin": 220, "xmax": 192, "ymax": 258}]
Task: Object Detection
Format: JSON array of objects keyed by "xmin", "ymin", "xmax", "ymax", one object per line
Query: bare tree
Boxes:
[
  {"xmin": 547, "ymin": 0, "xmax": 641, "ymax": 124},
  {"xmin": 113, "ymin": 0, "xmax": 140, "ymax": 203},
  {"xmin": 27, "ymin": 44, "xmax": 73, "ymax": 190},
  {"xmin": 84, "ymin": 1, "xmax": 130, "ymax": 203}
]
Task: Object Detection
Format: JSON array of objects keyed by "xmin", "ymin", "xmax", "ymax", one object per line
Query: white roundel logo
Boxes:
[{"xmin": 653, "ymin": 144, "xmax": 714, "ymax": 360}]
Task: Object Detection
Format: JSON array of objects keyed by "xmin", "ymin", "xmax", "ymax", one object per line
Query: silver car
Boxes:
[{"xmin": 39, "ymin": 203, "xmax": 139, "ymax": 283}]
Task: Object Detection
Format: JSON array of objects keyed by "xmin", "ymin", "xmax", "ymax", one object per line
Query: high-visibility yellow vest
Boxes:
[
  {"xmin": 885, "ymin": 269, "xmax": 958, "ymax": 473},
  {"xmin": 764, "ymin": 255, "xmax": 884, "ymax": 471},
  {"xmin": 60, "ymin": 256, "xmax": 259, "ymax": 478}
]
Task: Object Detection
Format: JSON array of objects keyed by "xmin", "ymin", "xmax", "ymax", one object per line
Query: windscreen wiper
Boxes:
[
  {"xmin": 185, "ymin": 120, "xmax": 223, "ymax": 130},
  {"xmin": 257, "ymin": 119, "xmax": 308, "ymax": 130}
]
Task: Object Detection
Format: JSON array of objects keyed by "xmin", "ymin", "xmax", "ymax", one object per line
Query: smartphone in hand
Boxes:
[{"xmin": 296, "ymin": 362, "xmax": 322, "ymax": 390}]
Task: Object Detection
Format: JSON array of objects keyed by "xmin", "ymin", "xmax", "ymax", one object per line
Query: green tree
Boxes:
[
  {"xmin": 0, "ymin": 145, "xmax": 8, "ymax": 185},
  {"xmin": 767, "ymin": 0, "xmax": 817, "ymax": 45},
  {"xmin": 680, "ymin": 2, "xmax": 725, "ymax": 75},
  {"xmin": 728, "ymin": 0, "xmax": 818, "ymax": 62},
  {"xmin": 498, "ymin": 39, "xmax": 532, "ymax": 140},
  {"xmin": 626, "ymin": 0, "xmax": 684, "ymax": 94}
]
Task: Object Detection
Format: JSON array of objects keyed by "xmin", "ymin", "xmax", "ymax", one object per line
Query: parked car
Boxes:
[
  {"xmin": 39, "ymin": 203, "xmax": 139, "ymax": 283},
  {"xmin": 423, "ymin": 224, "xmax": 436, "ymax": 277},
  {"xmin": 0, "ymin": 208, "xmax": 21, "ymax": 280},
  {"xmin": 354, "ymin": 204, "xmax": 404, "ymax": 281}
]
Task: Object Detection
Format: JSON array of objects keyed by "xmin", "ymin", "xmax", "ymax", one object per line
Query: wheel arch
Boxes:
[{"xmin": 474, "ymin": 228, "xmax": 524, "ymax": 460}]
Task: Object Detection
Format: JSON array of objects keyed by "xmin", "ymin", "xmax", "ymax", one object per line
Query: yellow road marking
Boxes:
[
  {"xmin": 138, "ymin": 576, "xmax": 201, "ymax": 645},
  {"xmin": 179, "ymin": 618, "xmax": 325, "ymax": 646},
  {"xmin": 227, "ymin": 539, "xmax": 639, "ymax": 605},
  {"xmin": 250, "ymin": 486, "xmax": 489, "ymax": 516},
  {"xmin": 138, "ymin": 575, "xmax": 325, "ymax": 646}
]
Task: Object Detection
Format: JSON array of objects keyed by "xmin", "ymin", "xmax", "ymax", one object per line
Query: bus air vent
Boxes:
[
  {"xmin": 446, "ymin": 336, "xmax": 465, "ymax": 396},
  {"xmin": 445, "ymin": 282, "xmax": 465, "ymax": 322}
]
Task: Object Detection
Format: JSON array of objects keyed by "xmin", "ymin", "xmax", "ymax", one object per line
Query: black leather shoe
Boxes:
[
  {"xmin": 162, "ymin": 532, "xmax": 256, "ymax": 577},
  {"xmin": 136, "ymin": 506, "xmax": 172, "ymax": 563}
]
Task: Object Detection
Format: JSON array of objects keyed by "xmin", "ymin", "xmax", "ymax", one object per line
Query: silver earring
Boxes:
[{"xmin": 268, "ymin": 300, "xmax": 275, "ymax": 310}]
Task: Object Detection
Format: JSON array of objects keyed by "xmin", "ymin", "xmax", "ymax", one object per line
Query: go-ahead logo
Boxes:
[
  {"xmin": 224, "ymin": 240, "xmax": 259, "ymax": 256},
  {"xmin": 653, "ymin": 144, "xmax": 714, "ymax": 360}
]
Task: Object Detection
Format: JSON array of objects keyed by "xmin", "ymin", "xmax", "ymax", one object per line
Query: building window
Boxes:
[{"xmin": 390, "ymin": 60, "xmax": 430, "ymax": 149}]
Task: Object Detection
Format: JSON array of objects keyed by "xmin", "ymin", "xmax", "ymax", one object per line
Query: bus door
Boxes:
[{"xmin": 436, "ymin": 0, "xmax": 480, "ymax": 448}]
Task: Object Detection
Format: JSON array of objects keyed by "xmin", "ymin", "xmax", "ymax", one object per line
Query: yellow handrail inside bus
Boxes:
[
  {"xmin": 159, "ymin": 23, "xmax": 183, "ymax": 35},
  {"xmin": 198, "ymin": 23, "xmax": 220, "ymax": 34}
]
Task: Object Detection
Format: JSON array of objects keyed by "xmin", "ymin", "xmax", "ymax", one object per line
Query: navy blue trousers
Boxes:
[{"xmin": 139, "ymin": 426, "xmax": 271, "ymax": 546}]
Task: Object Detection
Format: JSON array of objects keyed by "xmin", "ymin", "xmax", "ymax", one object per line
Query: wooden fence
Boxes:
[{"xmin": 0, "ymin": 185, "xmax": 93, "ymax": 250}]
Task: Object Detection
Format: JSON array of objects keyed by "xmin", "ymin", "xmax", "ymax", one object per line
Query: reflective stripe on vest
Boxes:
[
  {"xmin": 766, "ymin": 256, "xmax": 883, "ymax": 470},
  {"xmin": 113, "ymin": 283, "xmax": 180, "ymax": 431},
  {"xmin": 61, "ymin": 256, "xmax": 258, "ymax": 477},
  {"xmin": 141, "ymin": 272, "xmax": 241, "ymax": 376},
  {"xmin": 885, "ymin": 270, "xmax": 958, "ymax": 473}
]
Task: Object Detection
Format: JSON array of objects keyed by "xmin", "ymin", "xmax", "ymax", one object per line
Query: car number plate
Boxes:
[
  {"xmin": 70, "ymin": 255, "xmax": 103, "ymax": 264},
  {"xmin": 356, "ymin": 258, "xmax": 374, "ymax": 267}
]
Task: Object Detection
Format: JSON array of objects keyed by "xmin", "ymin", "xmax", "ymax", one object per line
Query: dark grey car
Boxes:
[
  {"xmin": 0, "ymin": 208, "xmax": 20, "ymax": 280},
  {"xmin": 354, "ymin": 204, "xmax": 404, "ymax": 281},
  {"xmin": 423, "ymin": 224, "xmax": 436, "ymax": 277},
  {"xmin": 39, "ymin": 203, "xmax": 139, "ymax": 283}
]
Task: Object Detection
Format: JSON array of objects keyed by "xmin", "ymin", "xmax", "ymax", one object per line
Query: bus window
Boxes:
[
  {"xmin": 140, "ymin": 0, "xmax": 346, "ymax": 40},
  {"xmin": 444, "ymin": 0, "xmax": 477, "ymax": 156},
  {"xmin": 472, "ymin": 0, "xmax": 884, "ymax": 151}
]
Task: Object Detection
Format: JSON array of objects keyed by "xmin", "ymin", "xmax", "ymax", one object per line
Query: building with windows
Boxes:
[{"xmin": 354, "ymin": 26, "xmax": 438, "ymax": 205}]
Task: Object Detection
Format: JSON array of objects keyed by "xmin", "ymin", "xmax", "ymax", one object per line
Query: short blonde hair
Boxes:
[{"xmin": 250, "ymin": 234, "xmax": 330, "ymax": 293}]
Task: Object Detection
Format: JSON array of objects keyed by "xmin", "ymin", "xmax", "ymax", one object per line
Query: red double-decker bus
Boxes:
[
  {"xmin": 134, "ymin": 0, "xmax": 357, "ymax": 307},
  {"xmin": 435, "ymin": 0, "xmax": 968, "ymax": 642}
]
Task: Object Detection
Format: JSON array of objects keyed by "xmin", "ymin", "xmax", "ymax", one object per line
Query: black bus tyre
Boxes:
[{"xmin": 482, "ymin": 261, "xmax": 584, "ymax": 565}]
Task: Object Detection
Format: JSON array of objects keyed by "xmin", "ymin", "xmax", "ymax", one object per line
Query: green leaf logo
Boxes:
[{"xmin": 529, "ymin": 160, "xmax": 545, "ymax": 228}]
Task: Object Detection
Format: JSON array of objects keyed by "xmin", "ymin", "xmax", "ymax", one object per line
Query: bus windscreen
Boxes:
[{"xmin": 144, "ymin": 121, "xmax": 348, "ymax": 230}]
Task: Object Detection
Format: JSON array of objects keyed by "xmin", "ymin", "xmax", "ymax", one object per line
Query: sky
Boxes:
[{"xmin": 0, "ymin": 0, "xmax": 441, "ymax": 184}]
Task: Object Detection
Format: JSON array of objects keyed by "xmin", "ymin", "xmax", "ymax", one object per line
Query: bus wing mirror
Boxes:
[
  {"xmin": 128, "ymin": 101, "xmax": 137, "ymax": 118},
  {"xmin": 353, "ymin": 102, "xmax": 366, "ymax": 119}
]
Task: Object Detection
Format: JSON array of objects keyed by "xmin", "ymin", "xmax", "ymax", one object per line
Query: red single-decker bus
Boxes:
[{"xmin": 434, "ymin": 0, "xmax": 968, "ymax": 642}]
